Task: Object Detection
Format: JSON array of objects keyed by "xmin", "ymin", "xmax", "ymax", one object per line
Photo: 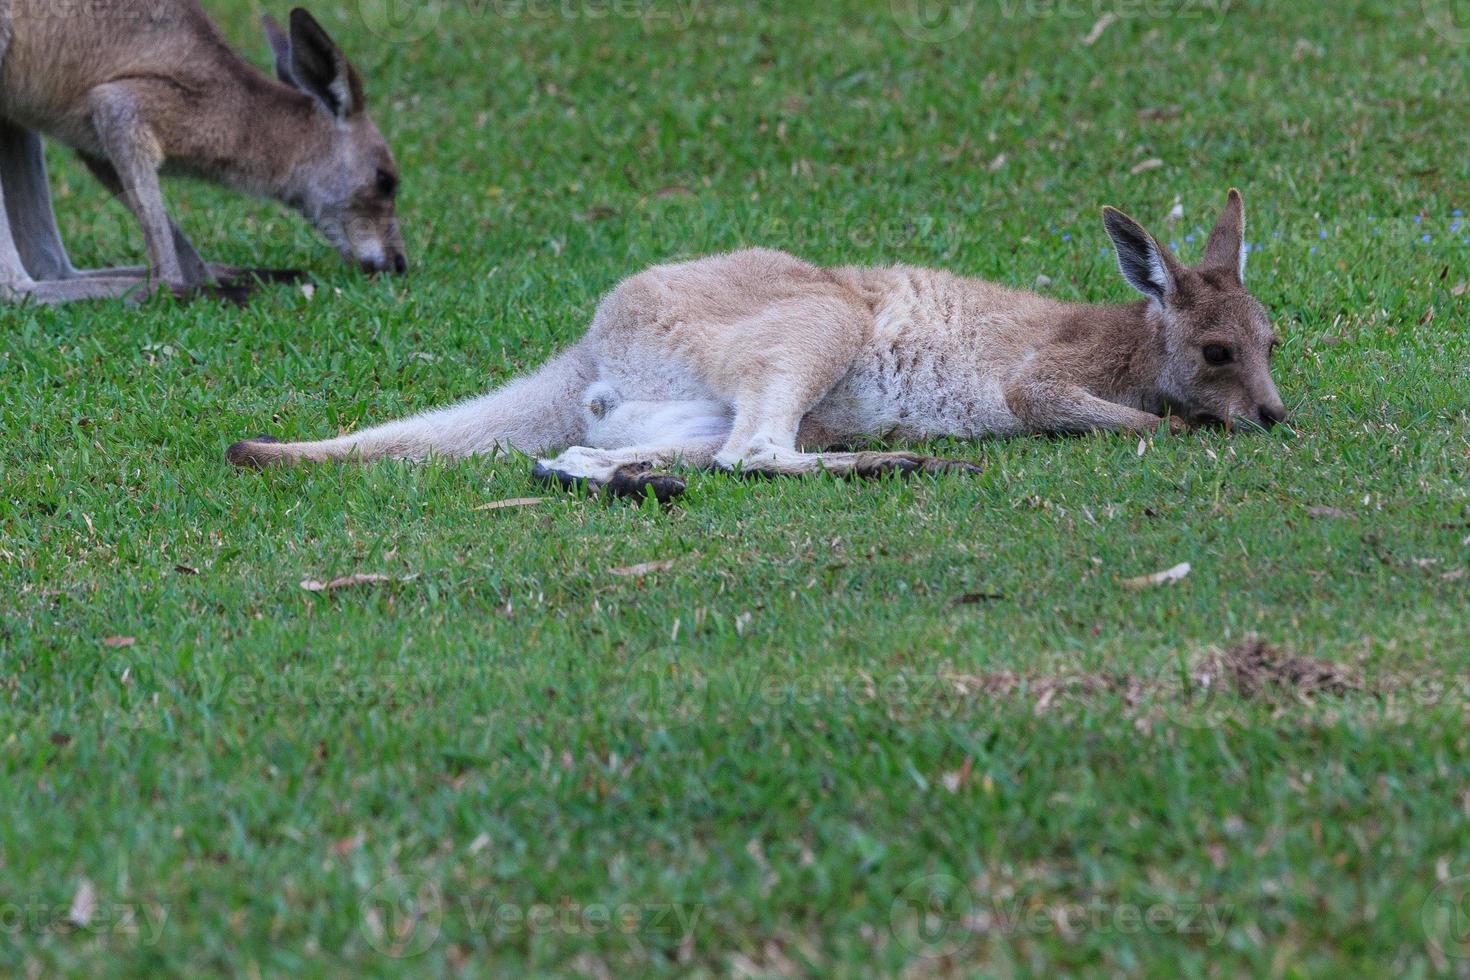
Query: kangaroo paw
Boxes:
[
  {"xmin": 918, "ymin": 456, "xmax": 985, "ymax": 475},
  {"xmin": 604, "ymin": 463, "xmax": 686, "ymax": 503},
  {"xmin": 226, "ymin": 267, "xmax": 306, "ymax": 287},
  {"xmin": 533, "ymin": 460, "xmax": 594, "ymax": 496},
  {"xmin": 532, "ymin": 460, "xmax": 686, "ymax": 503},
  {"xmin": 227, "ymin": 435, "xmax": 283, "ymax": 469},
  {"xmin": 198, "ymin": 280, "xmax": 257, "ymax": 307},
  {"xmin": 852, "ymin": 454, "xmax": 983, "ymax": 479}
]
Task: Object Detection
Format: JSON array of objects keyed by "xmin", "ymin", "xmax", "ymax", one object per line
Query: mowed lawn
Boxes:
[{"xmin": 4, "ymin": 0, "xmax": 1468, "ymax": 974}]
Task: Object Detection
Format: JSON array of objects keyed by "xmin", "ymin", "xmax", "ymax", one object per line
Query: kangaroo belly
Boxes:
[{"xmin": 805, "ymin": 337, "xmax": 1025, "ymax": 445}]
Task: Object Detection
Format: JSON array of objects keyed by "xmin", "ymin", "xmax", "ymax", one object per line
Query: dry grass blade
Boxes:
[
  {"xmin": 1082, "ymin": 12, "xmax": 1117, "ymax": 45},
  {"xmin": 67, "ymin": 879, "xmax": 97, "ymax": 928},
  {"xmin": 300, "ymin": 574, "xmax": 394, "ymax": 592},
  {"xmin": 610, "ymin": 559, "xmax": 677, "ymax": 577},
  {"xmin": 474, "ymin": 497, "xmax": 548, "ymax": 512},
  {"xmin": 1121, "ymin": 562, "xmax": 1191, "ymax": 589}
]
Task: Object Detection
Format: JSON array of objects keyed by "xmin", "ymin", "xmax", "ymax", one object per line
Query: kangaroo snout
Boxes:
[
  {"xmin": 1256, "ymin": 401, "xmax": 1286, "ymax": 429},
  {"xmin": 359, "ymin": 250, "xmax": 408, "ymax": 276},
  {"xmin": 342, "ymin": 215, "xmax": 408, "ymax": 275}
]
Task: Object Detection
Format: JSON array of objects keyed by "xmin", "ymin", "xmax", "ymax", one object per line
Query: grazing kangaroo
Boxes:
[
  {"xmin": 228, "ymin": 190, "xmax": 1285, "ymax": 502},
  {"xmin": 0, "ymin": 2, "xmax": 405, "ymax": 304}
]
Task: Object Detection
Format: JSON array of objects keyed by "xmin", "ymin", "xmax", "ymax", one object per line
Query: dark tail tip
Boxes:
[{"xmin": 227, "ymin": 435, "xmax": 282, "ymax": 469}]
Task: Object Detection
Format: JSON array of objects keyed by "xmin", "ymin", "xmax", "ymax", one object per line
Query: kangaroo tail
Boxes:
[{"xmin": 227, "ymin": 348, "xmax": 596, "ymax": 467}]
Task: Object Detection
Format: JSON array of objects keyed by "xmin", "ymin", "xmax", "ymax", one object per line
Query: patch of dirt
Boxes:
[
  {"xmin": 1194, "ymin": 639, "xmax": 1361, "ymax": 700},
  {"xmin": 941, "ymin": 639, "xmax": 1361, "ymax": 719}
]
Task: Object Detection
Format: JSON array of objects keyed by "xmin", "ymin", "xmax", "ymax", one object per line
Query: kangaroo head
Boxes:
[
  {"xmin": 1103, "ymin": 190, "xmax": 1285, "ymax": 429},
  {"xmin": 264, "ymin": 9, "xmax": 406, "ymax": 275}
]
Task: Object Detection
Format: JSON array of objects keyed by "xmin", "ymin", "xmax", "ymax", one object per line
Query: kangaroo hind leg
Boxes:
[
  {"xmin": 720, "ymin": 443, "xmax": 983, "ymax": 479},
  {"xmin": 534, "ymin": 395, "xmax": 732, "ymax": 501},
  {"xmin": 705, "ymin": 302, "xmax": 981, "ymax": 478}
]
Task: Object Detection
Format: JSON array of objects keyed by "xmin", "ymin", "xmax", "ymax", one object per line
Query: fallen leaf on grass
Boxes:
[
  {"xmin": 948, "ymin": 592, "xmax": 1006, "ymax": 607},
  {"xmin": 609, "ymin": 559, "xmax": 677, "ymax": 577},
  {"xmin": 1121, "ymin": 562, "xmax": 1191, "ymax": 589},
  {"xmin": 50, "ymin": 732, "xmax": 72, "ymax": 746},
  {"xmin": 1306, "ymin": 506, "xmax": 1352, "ymax": 520},
  {"xmin": 941, "ymin": 756, "xmax": 974, "ymax": 794},
  {"xmin": 67, "ymin": 879, "xmax": 97, "ymax": 928},
  {"xmin": 300, "ymin": 574, "xmax": 393, "ymax": 592},
  {"xmin": 579, "ymin": 204, "xmax": 620, "ymax": 221},
  {"xmin": 101, "ymin": 636, "xmax": 135, "ymax": 648},
  {"xmin": 330, "ymin": 834, "xmax": 365, "ymax": 858},
  {"xmin": 1136, "ymin": 105, "xmax": 1182, "ymax": 122},
  {"xmin": 1452, "ymin": 282, "xmax": 1468, "ymax": 297},
  {"xmin": 474, "ymin": 497, "xmax": 547, "ymax": 512},
  {"xmin": 174, "ymin": 563, "xmax": 199, "ymax": 575},
  {"xmin": 1130, "ymin": 158, "xmax": 1164, "ymax": 175}
]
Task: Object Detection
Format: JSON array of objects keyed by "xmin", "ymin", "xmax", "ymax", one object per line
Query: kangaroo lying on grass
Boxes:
[
  {"xmin": 229, "ymin": 190, "xmax": 1285, "ymax": 502},
  {"xmin": 0, "ymin": 2, "xmax": 405, "ymax": 304}
]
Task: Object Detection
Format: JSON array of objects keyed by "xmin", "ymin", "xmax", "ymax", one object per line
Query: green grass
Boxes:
[{"xmin": 3, "ymin": 0, "xmax": 1469, "ymax": 974}]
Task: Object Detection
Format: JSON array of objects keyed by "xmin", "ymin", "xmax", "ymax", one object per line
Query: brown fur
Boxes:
[{"xmin": 0, "ymin": 1, "xmax": 404, "ymax": 303}]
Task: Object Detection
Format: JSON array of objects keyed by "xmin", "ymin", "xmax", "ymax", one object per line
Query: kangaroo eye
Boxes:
[
  {"xmin": 376, "ymin": 169, "xmax": 398, "ymax": 198},
  {"xmin": 1203, "ymin": 344, "xmax": 1234, "ymax": 366}
]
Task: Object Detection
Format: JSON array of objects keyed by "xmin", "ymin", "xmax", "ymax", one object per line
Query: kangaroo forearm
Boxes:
[
  {"xmin": 90, "ymin": 84, "xmax": 190, "ymax": 285},
  {"xmin": 1007, "ymin": 381, "xmax": 1163, "ymax": 434}
]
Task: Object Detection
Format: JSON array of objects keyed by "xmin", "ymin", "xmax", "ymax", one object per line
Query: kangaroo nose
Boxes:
[
  {"xmin": 391, "ymin": 252, "xmax": 408, "ymax": 275},
  {"xmin": 1258, "ymin": 403, "xmax": 1284, "ymax": 429}
]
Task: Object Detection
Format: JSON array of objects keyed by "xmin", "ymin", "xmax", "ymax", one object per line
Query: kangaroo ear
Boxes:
[
  {"xmin": 1200, "ymin": 188, "xmax": 1247, "ymax": 283},
  {"xmin": 1103, "ymin": 206, "xmax": 1177, "ymax": 304},
  {"xmin": 286, "ymin": 8, "xmax": 366, "ymax": 119},
  {"xmin": 262, "ymin": 15, "xmax": 298, "ymax": 88}
]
